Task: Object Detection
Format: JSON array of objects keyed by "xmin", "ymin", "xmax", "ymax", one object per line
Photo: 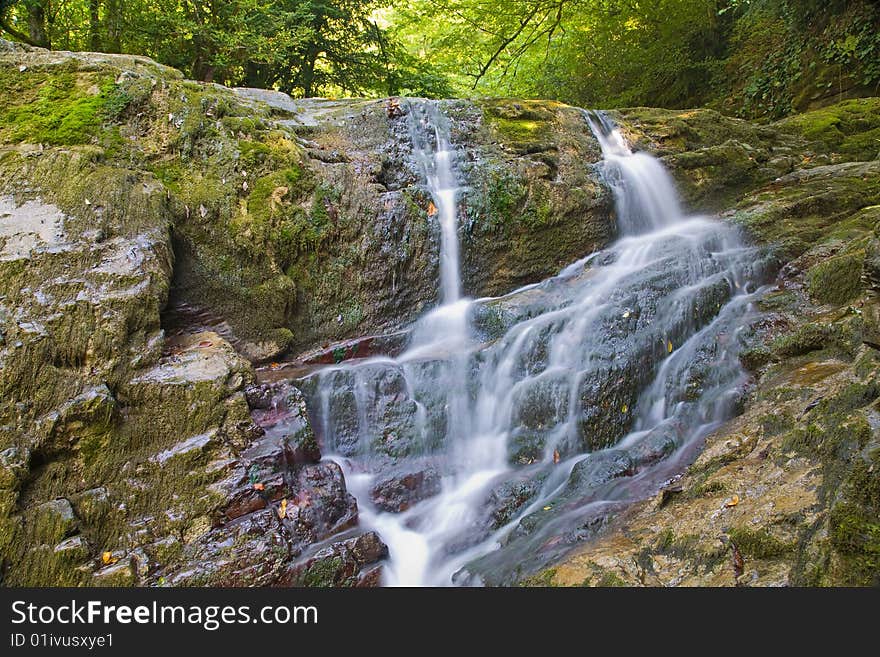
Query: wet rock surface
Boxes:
[
  {"xmin": 370, "ymin": 468, "xmax": 442, "ymax": 513},
  {"xmin": 166, "ymin": 88, "xmax": 616, "ymax": 356},
  {"xmin": 157, "ymin": 427, "xmax": 367, "ymax": 586},
  {"xmin": 286, "ymin": 531, "xmax": 388, "ymax": 587}
]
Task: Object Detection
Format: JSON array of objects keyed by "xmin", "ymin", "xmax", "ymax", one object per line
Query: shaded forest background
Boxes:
[{"xmin": 1, "ymin": 0, "xmax": 878, "ymax": 119}]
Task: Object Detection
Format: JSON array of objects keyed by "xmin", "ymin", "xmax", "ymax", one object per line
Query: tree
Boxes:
[
  {"xmin": 0, "ymin": 0, "xmax": 451, "ymax": 98},
  {"xmin": 1, "ymin": 0, "xmax": 51, "ymax": 48}
]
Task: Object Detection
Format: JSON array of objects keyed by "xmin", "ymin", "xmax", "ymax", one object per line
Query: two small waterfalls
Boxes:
[{"xmin": 293, "ymin": 102, "xmax": 774, "ymax": 585}]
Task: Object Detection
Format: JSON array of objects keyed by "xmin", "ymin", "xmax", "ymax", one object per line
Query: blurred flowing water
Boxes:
[{"xmin": 296, "ymin": 102, "xmax": 774, "ymax": 585}]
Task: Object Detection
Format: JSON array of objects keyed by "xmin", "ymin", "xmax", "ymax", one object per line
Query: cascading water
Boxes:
[
  {"xmin": 299, "ymin": 104, "xmax": 774, "ymax": 585},
  {"xmin": 409, "ymin": 103, "xmax": 462, "ymax": 305}
]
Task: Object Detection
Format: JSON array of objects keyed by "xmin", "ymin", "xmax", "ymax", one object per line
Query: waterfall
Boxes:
[
  {"xmin": 587, "ymin": 111, "xmax": 683, "ymax": 233},
  {"xmin": 409, "ymin": 102, "xmax": 462, "ymax": 304},
  {"xmin": 300, "ymin": 106, "xmax": 774, "ymax": 586}
]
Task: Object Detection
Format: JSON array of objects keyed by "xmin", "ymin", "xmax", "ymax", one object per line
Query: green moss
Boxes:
[
  {"xmin": 480, "ymin": 99, "xmax": 559, "ymax": 147},
  {"xmin": 826, "ymin": 447, "xmax": 880, "ymax": 585},
  {"xmin": 247, "ymin": 168, "xmax": 302, "ymax": 220},
  {"xmin": 770, "ymin": 319, "xmax": 858, "ymax": 359},
  {"xmin": 788, "ymin": 401, "xmax": 880, "ymax": 586},
  {"xmin": 0, "ymin": 66, "xmax": 127, "ymax": 146},
  {"xmin": 522, "ymin": 567, "xmax": 558, "ymax": 587},
  {"xmin": 490, "ymin": 117, "xmax": 547, "ymax": 142},
  {"xmin": 595, "ymin": 570, "xmax": 628, "ymax": 587},
  {"xmin": 686, "ymin": 477, "xmax": 727, "ymax": 499},
  {"xmin": 470, "ymin": 166, "xmax": 528, "ymax": 232},
  {"xmin": 238, "ymin": 133, "xmax": 300, "ymax": 172},
  {"xmin": 301, "ymin": 556, "xmax": 346, "ymax": 587},
  {"xmin": 620, "ymin": 106, "xmax": 774, "ymax": 154},
  {"xmin": 758, "ymin": 289, "xmax": 799, "ymax": 312},
  {"xmin": 732, "ymin": 160, "xmax": 880, "ymax": 259},
  {"xmin": 776, "ymin": 97, "xmax": 880, "ymax": 161},
  {"xmin": 783, "ymin": 411, "xmax": 871, "ymax": 459},
  {"xmin": 854, "ymin": 348, "xmax": 880, "ymax": 379},
  {"xmin": 728, "ymin": 527, "xmax": 794, "ymax": 560},
  {"xmin": 655, "ymin": 528, "xmax": 676, "ymax": 552},
  {"xmin": 760, "ymin": 412, "xmax": 794, "ymax": 436},
  {"xmin": 815, "ymin": 380, "xmax": 880, "ymax": 417},
  {"xmin": 775, "ymin": 385, "xmax": 876, "ymax": 497},
  {"xmin": 807, "ymin": 251, "xmax": 865, "ymax": 305},
  {"xmin": 238, "ymin": 139, "xmax": 273, "ymax": 169},
  {"xmin": 740, "ymin": 345, "xmax": 774, "ymax": 371},
  {"xmin": 654, "ymin": 529, "xmax": 701, "ymax": 560}
]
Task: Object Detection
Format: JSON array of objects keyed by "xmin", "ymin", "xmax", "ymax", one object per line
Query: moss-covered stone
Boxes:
[
  {"xmin": 776, "ymin": 97, "xmax": 880, "ymax": 162},
  {"xmin": 614, "ymin": 106, "xmax": 802, "ymax": 210},
  {"xmin": 0, "ymin": 64, "xmax": 126, "ymax": 146},
  {"xmin": 464, "ymin": 98, "xmax": 613, "ymax": 295},
  {"xmin": 807, "ymin": 251, "xmax": 866, "ymax": 305},
  {"xmin": 827, "ymin": 446, "xmax": 880, "ymax": 585},
  {"xmin": 539, "ymin": 168, "xmax": 880, "ymax": 586},
  {"xmin": 728, "ymin": 527, "xmax": 795, "ymax": 560},
  {"xmin": 5, "ymin": 39, "xmax": 880, "ymax": 589},
  {"xmin": 480, "ymin": 98, "xmax": 559, "ymax": 152},
  {"xmin": 729, "ymin": 161, "xmax": 880, "ymax": 260}
]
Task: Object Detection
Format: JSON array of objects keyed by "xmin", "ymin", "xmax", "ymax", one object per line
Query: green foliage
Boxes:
[
  {"xmin": 718, "ymin": 1, "xmax": 880, "ymax": 119},
  {"xmin": 1, "ymin": 1, "xmax": 877, "ymax": 116},
  {"xmin": 388, "ymin": 0, "xmax": 879, "ymax": 118},
  {"xmin": 0, "ymin": 0, "xmax": 451, "ymax": 99}
]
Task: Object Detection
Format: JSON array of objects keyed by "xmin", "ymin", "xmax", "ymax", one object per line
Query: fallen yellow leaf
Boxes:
[
  {"xmin": 553, "ymin": 449, "xmax": 560, "ymax": 464},
  {"xmin": 427, "ymin": 201, "xmax": 437, "ymax": 216},
  {"xmin": 667, "ymin": 340, "xmax": 673, "ymax": 353},
  {"xmin": 278, "ymin": 498, "xmax": 288, "ymax": 519},
  {"xmin": 543, "ymin": 505, "xmax": 552, "ymax": 511},
  {"xmin": 102, "ymin": 551, "xmax": 112, "ymax": 565},
  {"xmin": 725, "ymin": 495, "xmax": 740, "ymax": 508},
  {"xmin": 621, "ymin": 404, "xmax": 628, "ymax": 413}
]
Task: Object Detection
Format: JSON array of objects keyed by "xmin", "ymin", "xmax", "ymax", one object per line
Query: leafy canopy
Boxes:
[{"xmin": 1, "ymin": 0, "xmax": 878, "ymax": 117}]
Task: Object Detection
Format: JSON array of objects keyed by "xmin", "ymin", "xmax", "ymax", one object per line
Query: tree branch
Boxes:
[
  {"xmin": 469, "ymin": 4, "xmax": 541, "ymax": 88},
  {"xmin": 0, "ymin": 17, "xmax": 41, "ymax": 46}
]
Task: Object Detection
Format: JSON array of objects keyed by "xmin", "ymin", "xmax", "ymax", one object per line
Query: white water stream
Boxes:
[{"xmin": 306, "ymin": 103, "xmax": 771, "ymax": 585}]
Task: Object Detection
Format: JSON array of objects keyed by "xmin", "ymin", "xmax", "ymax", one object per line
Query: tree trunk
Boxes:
[
  {"xmin": 245, "ymin": 61, "xmax": 272, "ymax": 89},
  {"xmin": 89, "ymin": 0, "xmax": 101, "ymax": 51},
  {"xmin": 105, "ymin": 0, "xmax": 121, "ymax": 52},
  {"xmin": 26, "ymin": 1, "xmax": 50, "ymax": 49},
  {"xmin": 301, "ymin": 43, "xmax": 320, "ymax": 97}
]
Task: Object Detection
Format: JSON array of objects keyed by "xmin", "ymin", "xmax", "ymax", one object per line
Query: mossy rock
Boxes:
[
  {"xmin": 769, "ymin": 316, "xmax": 862, "ymax": 360},
  {"xmin": 827, "ymin": 446, "xmax": 880, "ymax": 586},
  {"xmin": 0, "ymin": 64, "xmax": 127, "ymax": 146},
  {"xmin": 731, "ymin": 160, "xmax": 880, "ymax": 259},
  {"xmin": 776, "ymin": 97, "xmax": 880, "ymax": 162},
  {"xmin": 807, "ymin": 251, "xmax": 865, "ymax": 305},
  {"xmin": 615, "ymin": 106, "xmax": 802, "ymax": 209},
  {"xmin": 479, "ymin": 98, "xmax": 561, "ymax": 150},
  {"xmin": 728, "ymin": 527, "xmax": 795, "ymax": 560}
]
